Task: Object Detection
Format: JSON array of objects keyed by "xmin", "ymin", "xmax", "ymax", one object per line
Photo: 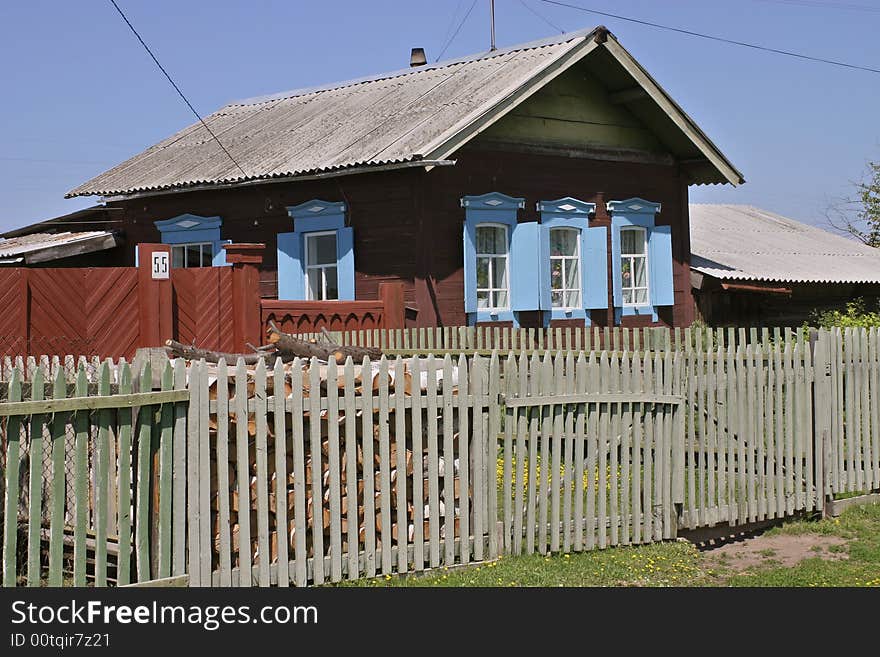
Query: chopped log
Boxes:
[
  {"xmin": 164, "ymin": 340, "xmax": 275, "ymax": 365},
  {"xmin": 267, "ymin": 320, "xmax": 383, "ymax": 362}
]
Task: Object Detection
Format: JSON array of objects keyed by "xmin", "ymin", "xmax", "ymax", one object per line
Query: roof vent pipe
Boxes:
[{"xmin": 410, "ymin": 47, "xmax": 427, "ymax": 67}]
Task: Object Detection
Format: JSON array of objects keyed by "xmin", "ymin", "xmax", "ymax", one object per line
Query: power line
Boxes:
[
  {"xmin": 518, "ymin": 0, "xmax": 566, "ymax": 34},
  {"xmin": 107, "ymin": 0, "xmax": 249, "ymax": 177},
  {"xmin": 436, "ymin": 0, "xmax": 479, "ymax": 62},
  {"xmin": 437, "ymin": 0, "xmax": 467, "ymax": 55},
  {"xmin": 752, "ymin": 0, "xmax": 880, "ymax": 12},
  {"xmin": 539, "ymin": 0, "xmax": 880, "ymax": 74}
]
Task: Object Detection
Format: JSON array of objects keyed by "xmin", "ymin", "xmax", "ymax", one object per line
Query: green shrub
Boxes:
[{"xmin": 811, "ymin": 298, "xmax": 880, "ymax": 328}]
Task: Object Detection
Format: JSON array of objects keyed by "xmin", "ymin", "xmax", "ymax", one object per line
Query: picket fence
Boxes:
[
  {"xmin": 0, "ymin": 359, "xmax": 187, "ymax": 587},
  {"xmin": 297, "ymin": 324, "xmax": 808, "ymax": 355},
  {"xmin": 190, "ymin": 354, "xmax": 499, "ymax": 587},
  {"xmin": 1, "ymin": 327, "xmax": 879, "ymax": 587},
  {"xmin": 499, "ymin": 351, "xmax": 684, "ymax": 554}
]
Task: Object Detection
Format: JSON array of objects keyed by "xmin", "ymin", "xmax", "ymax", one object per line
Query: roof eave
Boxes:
[
  {"xmin": 691, "ymin": 266, "xmax": 880, "ymax": 286},
  {"xmin": 85, "ymin": 159, "xmax": 457, "ymax": 203},
  {"xmin": 24, "ymin": 232, "xmax": 122, "ymax": 264}
]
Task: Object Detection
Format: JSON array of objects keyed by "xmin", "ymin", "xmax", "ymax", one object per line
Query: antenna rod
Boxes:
[{"xmin": 490, "ymin": 0, "xmax": 496, "ymax": 50}]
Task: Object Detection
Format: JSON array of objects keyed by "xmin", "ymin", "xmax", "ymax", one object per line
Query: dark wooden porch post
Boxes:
[{"xmin": 224, "ymin": 243, "xmax": 265, "ymax": 351}]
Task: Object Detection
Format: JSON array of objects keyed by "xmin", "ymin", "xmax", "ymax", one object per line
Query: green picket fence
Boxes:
[{"xmin": 0, "ymin": 359, "xmax": 187, "ymax": 587}]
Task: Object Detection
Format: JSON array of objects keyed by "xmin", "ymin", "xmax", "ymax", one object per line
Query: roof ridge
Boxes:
[{"xmin": 229, "ymin": 27, "xmax": 600, "ymax": 107}]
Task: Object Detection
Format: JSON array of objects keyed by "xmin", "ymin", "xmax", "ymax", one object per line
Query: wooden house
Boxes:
[
  {"xmin": 56, "ymin": 26, "xmax": 742, "ymax": 329},
  {"xmin": 690, "ymin": 204, "xmax": 880, "ymax": 326}
]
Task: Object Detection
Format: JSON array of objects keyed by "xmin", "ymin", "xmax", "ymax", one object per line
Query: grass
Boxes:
[
  {"xmin": 343, "ymin": 541, "xmax": 707, "ymax": 587},
  {"xmin": 721, "ymin": 504, "xmax": 880, "ymax": 587},
  {"xmin": 341, "ymin": 503, "xmax": 880, "ymax": 587}
]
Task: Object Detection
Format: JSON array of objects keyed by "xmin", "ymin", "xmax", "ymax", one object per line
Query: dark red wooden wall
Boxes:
[{"xmin": 57, "ymin": 145, "xmax": 694, "ymax": 329}]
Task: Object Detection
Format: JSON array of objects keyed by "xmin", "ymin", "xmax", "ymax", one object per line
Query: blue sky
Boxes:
[{"xmin": 1, "ymin": 0, "xmax": 878, "ymax": 233}]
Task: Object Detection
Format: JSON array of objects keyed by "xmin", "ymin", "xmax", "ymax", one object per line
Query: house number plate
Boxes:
[{"xmin": 151, "ymin": 251, "xmax": 170, "ymax": 280}]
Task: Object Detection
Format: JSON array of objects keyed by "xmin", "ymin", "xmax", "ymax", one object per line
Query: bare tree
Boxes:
[{"xmin": 826, "ymin": 160, "xmax": 880, "ymax": 247}]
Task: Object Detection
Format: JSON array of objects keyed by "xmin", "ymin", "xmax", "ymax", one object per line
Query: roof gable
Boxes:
[{"xmin": 67, "ymin": 27, "xmax": 742, "ymax": 199}]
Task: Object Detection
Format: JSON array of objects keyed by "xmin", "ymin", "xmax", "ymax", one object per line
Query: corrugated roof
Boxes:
[
  {"xmin": 690, "ymin": 204, "xmax": 880, "ymax": 284},
  {"xmin": 67, "ymin": 27, "xmax": 741, "ymax": 199},
  {"xmin": 0, "ymin": 231, "xmax": 118, "ymax": 263},
  {"xmin": 1, "ymin": 205, "xmax": 120, "ymax": 239}
]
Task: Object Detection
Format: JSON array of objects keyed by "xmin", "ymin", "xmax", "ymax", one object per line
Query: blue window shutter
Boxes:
[
  {"xmin": 463, "ymin": 223, "xmax": 476, "ymax": 313},
  {"xmin": 648, "ymin": 224, "xmax": 674, "ymax": 306},
  {"xmin": 336, "ymin": 227, "xmax": 355, "ymax": 300},
  {"xmin": 538, "ymin": 224, "xmax": 551, "ymax": 310},
  {"xmin": 511, "ymin": 221, "xmax": 541, "ymax": 311},
  {"xmin": 610, "ymin": 219, "xmax": 623, "ymax": 308},
  {"xmin": 583, "ymin": 226, "xmax": 608, "ymax": 309},
  {"xmin": 212, "ymin": 240, "xmax": 231, "ymax": 266},
  {"xmin": 277, "ymin": 232, "xmax": 304, "ymax": 300}
]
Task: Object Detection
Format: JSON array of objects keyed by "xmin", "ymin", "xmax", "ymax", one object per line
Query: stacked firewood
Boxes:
[{"xmin": 186, "ymin": 326, "xmax": 466, "ymax": 569}]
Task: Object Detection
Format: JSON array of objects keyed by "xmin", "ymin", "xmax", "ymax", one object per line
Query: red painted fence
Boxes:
[
  {"xmin": 262, "ymin": 282, "xmax": 404, "ymax": 335},
  {"xmin": 0, "ymin": 243, "xmax": 405, "ymax": 359},
  {"xmin": 0, "ymin": 267, "xmax": 140, "ymax": 358}
]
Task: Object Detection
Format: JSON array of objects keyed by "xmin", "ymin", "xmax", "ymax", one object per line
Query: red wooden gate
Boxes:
[{"xmin": 171, "ymin": 267, "xmax": 236, "ymax": 353}]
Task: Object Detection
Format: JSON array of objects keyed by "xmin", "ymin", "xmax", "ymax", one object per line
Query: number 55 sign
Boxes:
[{"xmin": 151, "ymin": 251, "xmax": 170, "ymax": 279}]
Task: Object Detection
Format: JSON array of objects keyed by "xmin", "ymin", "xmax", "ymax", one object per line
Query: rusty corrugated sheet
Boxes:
[
  {"xmin": 0, "ymin": 231, "xmax": 115, "ymax": 259},
  {"xmin": 690, "ymin": 204, "xmax": 880, "ymax": 284}
]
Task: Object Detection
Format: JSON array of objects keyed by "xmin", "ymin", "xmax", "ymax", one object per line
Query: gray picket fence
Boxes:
[
  {"xmin": 2, "ymin": 327, "xmax": 880, "ymax": 587},
  {"xmin": 499, "ymin": 351, "xmax": 684, "ymax": 555},
  {"xmin": 185, "ymin": 354, "xmax": 499, "ymax": 587},
  {"xmin": 294, "ymin": 325, "xmax": 785, "ymax": 356},
  {"xmin": 820, "ymin": 327, "xmax": 880, "ymax": 496}
]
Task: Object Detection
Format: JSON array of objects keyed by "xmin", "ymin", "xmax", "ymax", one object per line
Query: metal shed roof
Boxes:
[
  {"xmin": 0, "ymin": 231, "xmax": 120, "ymax": 264},
  {"xmin": 690, "ymin": 204, "xmax": 880, "ymax": 284},
  {"xmin": 67, "ymin": 27, "xmax": 742, "ymax": 199}
]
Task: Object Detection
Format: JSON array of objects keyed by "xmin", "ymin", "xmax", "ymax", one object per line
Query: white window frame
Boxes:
[
  {"xmin": 475, "ymin": 222, "xmax": 511, "ymax": 312},
  {"xmin": 620, "ymin": 226, "xmax": 650, "ymax": 307},
  {"xmin": 304, "ymin": 230, "xmax": 339, "ymax": 301},
  {"xmin": 170, "ymin": 242, "xmax": 213, "ymax": 268},
  {"xmin": 549, "ymin": 227, "xmax": 582, "ymax": 310}
]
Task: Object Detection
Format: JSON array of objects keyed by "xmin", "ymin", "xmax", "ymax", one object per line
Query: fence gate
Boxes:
[
  {"xmin": 816, "ymin": 328, "xmax": 880, "ymax": 501},
  {"xmin": 498, "ymin": 351, "xmax": 684, "ymax": 556},
  {"xmin": 679, "ymin": 338, "xmax": 820, "ymax": 531}
]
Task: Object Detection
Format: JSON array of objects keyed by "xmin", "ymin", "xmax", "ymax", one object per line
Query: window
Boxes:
[
  {"xmin": 153, "ymin": 214, "xmax": 227, "ymax": 267},
  {"xmin": 170, "ymin": 242, "xmax": 213, "ymax": 268},
  {"xmin": 461, "ymin": 192, "xmax": 523, "ymax": 324},
  {"xmin": 475, "ymin": 224, "xmax": 509, "ymax": 310},
  {"xmin": 536, "ymin": 197, "xmax": 605, "ymax": 324},
  {"xmin": 620, "ymin": 226, "xmax": 649, "ymax": 306},
  {"xmin": 607, "ymin": 198, "xmax": 670, "ymax": 323},
  {"xmin": 549, "ymin": 227, "xmax": 581, "ymax": 308},
  {"xmin": 277, "ymin": 200, "xmax": 354, "ymax": 301},
  {"xmin": 304, "ymin": 231, "xmax": 339, "ymax": 300}
]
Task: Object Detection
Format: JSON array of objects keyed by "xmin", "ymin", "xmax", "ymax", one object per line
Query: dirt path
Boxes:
[{"xmin": 701, "ymin": 533, "xmax": 848, "ymax": 578}]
